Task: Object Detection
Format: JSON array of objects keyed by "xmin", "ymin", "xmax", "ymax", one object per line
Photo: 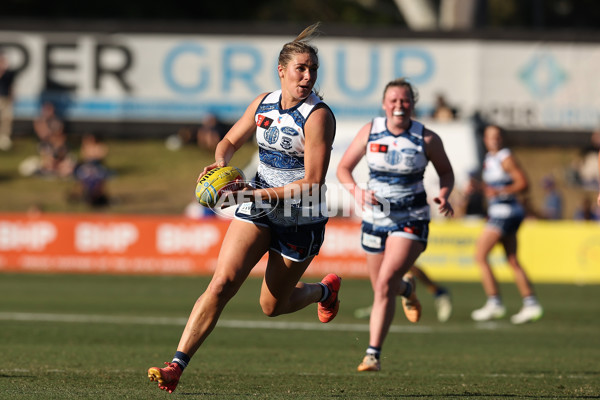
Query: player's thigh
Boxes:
[
  {"xmin": 475, "ymin": 226, "xmax": 503, "ymax": 259},
  {"xmin": 215, "ymin": 219, "xmax": 270, "ymax": 282},
  {"xmin": 501, "ymin": 232, "xmax": 518, "ymax": 256},
  {"xmin": 261, "ymin": 251, "xmax": 314, "ymax": 302},
  {"xmin": 377, "ymin": 236, "xmax": 424, "ymax": 289},
  {"xmin": 366, "ymin": 252, "xmax": 385, "ymax": 289}
]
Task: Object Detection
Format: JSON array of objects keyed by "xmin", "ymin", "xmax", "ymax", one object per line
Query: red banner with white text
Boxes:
[
  {"xmin": 1, "ymin": 213, "xmax": 599, "ymax": 283},
  {"xmin": 0, "ymin": 213, "xmax": 367, "ymax": 277}
]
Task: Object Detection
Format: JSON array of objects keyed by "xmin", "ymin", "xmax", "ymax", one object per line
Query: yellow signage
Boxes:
[{"xmin": 419, "ymin": 219, "xmax": 600, "ymax": 284}]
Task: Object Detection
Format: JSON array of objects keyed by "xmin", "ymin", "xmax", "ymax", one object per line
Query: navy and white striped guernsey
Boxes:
[
  {"xmin": 482, "ymin": 148, "xmax": 525, "ymax": 219},
  {"xmin": 362, "ymin": 117, "xmax": 431, "ymax": 229},
  {"xmin": 244, "ymin": 90, "xmax": 335, "ymax": 226}
]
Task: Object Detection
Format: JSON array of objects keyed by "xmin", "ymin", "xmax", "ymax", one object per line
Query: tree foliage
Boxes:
[{"xmin": 2, "ymin": 0, "xmax": 600, "ymax": 30}]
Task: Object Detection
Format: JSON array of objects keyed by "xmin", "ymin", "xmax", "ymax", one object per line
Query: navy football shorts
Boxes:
[
  {"xmin": 486, "ymin": 214, "xmax": 524, "ymax": 236},
  {"xmin": 235, "ymin": 204, "xmax": 327, "ymax": 262},
  {"xmin": 361, "ymin": 219, "xmax": 429, "ymax": 253}
]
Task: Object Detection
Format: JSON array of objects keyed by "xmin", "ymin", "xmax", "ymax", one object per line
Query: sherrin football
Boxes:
[{"xmin": 195, "ymin": 166, "xmax": 246, "ymax": 208}]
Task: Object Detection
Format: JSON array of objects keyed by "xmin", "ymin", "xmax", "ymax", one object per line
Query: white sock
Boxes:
[
  {"xmin": 487, "ymin": 296, "xmax": 502, "ymax": 306},
  {"xmin": 523, "ymin": 295, "xmax": 539, "ymax": 307}
]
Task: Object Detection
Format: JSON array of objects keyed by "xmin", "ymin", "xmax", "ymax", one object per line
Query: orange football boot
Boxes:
[
  {"xmin": 148, "ymin": 362, "xmax": 183, "ymax": 393},
  {"xmin": 357, "ymin": 354, "xmax": 381, "ymax": 372},
  {"xmin": 401, "ymin": 275, "xmax": 422, "ymax": 323},
  {"xmin": 318, "ymin": 274, "xmax": 342, "ymax": 323}
]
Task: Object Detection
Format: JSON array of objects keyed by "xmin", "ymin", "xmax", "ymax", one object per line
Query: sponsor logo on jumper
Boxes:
[
  {"xmin": 257, "ymin": 115, "xmax": 273, "ymax": 129},
  {"xmin": 264, "ymin": 126, "xmax": 279, "ymax": 145},
  {"xmin": 281, "ymin": 127, "xmax": 299, "ymax": 136},
  {"xmin": 369, "ymin": 143, "xmax": 388, "ymax": 153}
]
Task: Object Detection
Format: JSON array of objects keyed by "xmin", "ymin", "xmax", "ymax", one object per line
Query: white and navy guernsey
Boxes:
[
  {"xmin": 482, "ymin": 148, "xmax": 525, "ymax": 219},
  {"xmin": 240, "ymin": 89, "xmax": 335, "ymax": 227},
  {"xmin": 362, "ymin": 117, "xmax": 430, "ymax": 231}
]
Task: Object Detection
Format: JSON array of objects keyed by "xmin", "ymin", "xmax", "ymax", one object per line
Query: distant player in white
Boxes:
[
  {"xmin": 471, "ymin": 125, "xmax": 543, "ymax": 324},
  {"xmin": 148, "ymin": 23, "xmax": 340, "ymax": 393},
  {"xmin": 597, "ymin": 148, "xmax": 600, "ymax": 207},
  {"xmin": 337, "ymin": 78, "xmax": 455, "ymax": 372}
]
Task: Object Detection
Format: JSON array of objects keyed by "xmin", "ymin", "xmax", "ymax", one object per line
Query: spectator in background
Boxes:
[
  {"xmin": 79, "ymin": 132, "xmax": 108, "ymax": 162},
  {"xmin": 598, "ymin": 148, "xmax": 600, "ymax": 207},
  {"xmin": 196, "ymin": 113, "xmax": 229, "ymax": 151},
  {"xmin": 19, "ymin": 101, "xmax": 64, "ymax": 177},
  {"xmin": 567, "ymin": 129, "xmax": 600, "ymax": 190},
  {"xmin": 19, "ymin": 107, "xmax": 76, "ymax": 179},
  {"xmin": 70, "ymin": 133, "xmax": 111, "ymax": 207},
  {"xmin": 541, "ymin": 175, "xmax": 563, "ymax": 220},
  {"xmin": 33, "ymin": 101, "xmax": 60, "ymax": 142},
  {"xmin": 0, "ymin": 50, "xmax": 17, "ymax": 151},
  {"xmin": 37, "ymin": 118, "xmax": 76, "ymax": 178},
  {"xmin": 165, "ymin": 126, "xmax": 195, "ymax": 151},
  {"xmin": 431, "ymin": 93, "xmax": 456, "ymax": 122},
  {"xmin": 574, "ymin": 196, "xmax": 599, "ymax": 221}
]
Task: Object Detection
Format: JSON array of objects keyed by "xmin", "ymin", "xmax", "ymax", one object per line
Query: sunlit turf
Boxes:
[{"xmin": 0, "ymin": 273, "xmax": 598, "ymax": 399}]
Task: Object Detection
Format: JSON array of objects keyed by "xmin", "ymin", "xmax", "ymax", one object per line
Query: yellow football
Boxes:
[{"xmin": 195, "ymin": 166, "xmax": 246, "ymax": 208}]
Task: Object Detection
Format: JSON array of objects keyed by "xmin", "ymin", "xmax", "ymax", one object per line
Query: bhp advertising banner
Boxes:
[
  {"xmin": 0, "ymin": 213, "xmax": 598, "ymax": 283},
  {"xmin": 0, "ymin": 213, "xmax": 227, "ymax": 275}
]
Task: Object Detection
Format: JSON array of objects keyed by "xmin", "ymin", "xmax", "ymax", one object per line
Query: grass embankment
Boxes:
[{"xmin": 0, "ymin": 137, "xmax": 257, "ymax": 215}]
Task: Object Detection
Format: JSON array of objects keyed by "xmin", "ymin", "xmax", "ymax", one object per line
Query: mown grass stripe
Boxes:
[{"xmin": 0, "ymin": 311, "xmax": 434, "ymax": 333}]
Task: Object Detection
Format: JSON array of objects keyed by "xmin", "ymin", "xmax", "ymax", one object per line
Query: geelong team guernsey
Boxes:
[
  {"xmin": 363, "ymin": 117, "xmax": 430, "ymax": 230},
  {"xmin": 240, "ymin": 90, "xmax": 334, "ymax": 226},
  {"xmin": 482, "ymin": 148, "xmax": 525, "ymax": 219}
]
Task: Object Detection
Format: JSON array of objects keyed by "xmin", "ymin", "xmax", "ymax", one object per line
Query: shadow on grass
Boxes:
[
  {"xmin": 0, "ymin": 373, "xmax": 35, "ymax": 379},
  {"xmin": 0, "ymin": 173, "xmax": 15, "ymax": 182},
  {"xmin": 176, "ymin": 394, "xmax": 600, "ymax": 399}
]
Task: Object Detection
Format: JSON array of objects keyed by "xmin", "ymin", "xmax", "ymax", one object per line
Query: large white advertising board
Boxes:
[{"xmin": 1, "ymin": 31, "xmax": 598, "ymax": 131}]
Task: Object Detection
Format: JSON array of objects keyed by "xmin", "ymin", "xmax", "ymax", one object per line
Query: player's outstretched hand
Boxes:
[{"xmin": 434, "ymin": 197, "xmax": 454, "ymax": 217}]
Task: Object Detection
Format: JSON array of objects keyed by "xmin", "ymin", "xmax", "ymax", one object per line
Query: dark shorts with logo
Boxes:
[
  {"xmin": 486, "ymin": 214, "xmax": 524, "ymax": 236},
  {"xmin": 235, "ymin": 202, "xmax": 328, "ymax": 262},
  {"xmin": 361, "ymin": 219, "xmax": 429, "ymax": 253}
]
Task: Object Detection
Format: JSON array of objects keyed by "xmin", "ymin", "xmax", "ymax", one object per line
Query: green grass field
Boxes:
[
  {"xmin": 1, "ymin": 137, "xmax": 598, "ymax": 398},
  {"xmin": 0, "ymin": 273, "xmax": 598, "ymax": 399}
]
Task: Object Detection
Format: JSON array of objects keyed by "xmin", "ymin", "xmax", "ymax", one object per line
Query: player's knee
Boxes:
[
  {"xmin": 374, "ymin": 280, "xmax": 395, "ymax": 299},
  {"xmin": 206, "ymin": 275, "xmax": 238, "ymax": 302},
  {"xmin": 259, "ymin": 298, "xmax": 282, "ymax": 317},
  {"xmin": 506, "ymin": 257, "xmax": 521, "ymax": 270},
  {"xmin": 474, "ymin": 251, "xmax": 488, "ymax": 265}
]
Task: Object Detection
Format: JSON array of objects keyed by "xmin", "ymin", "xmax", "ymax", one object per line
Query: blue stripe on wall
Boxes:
[{"xmin": 13, "ymin": 97, "xmax": 432, "ymax": 122}]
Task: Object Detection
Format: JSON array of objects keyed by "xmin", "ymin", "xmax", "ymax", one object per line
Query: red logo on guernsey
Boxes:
[
  {"xmin": 256, "ymin": 115, "xmax": 273, "ymax": 129},
  {"xmin": 369, "ymin": 143, "xmax": 388, "ymax": 153}
]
